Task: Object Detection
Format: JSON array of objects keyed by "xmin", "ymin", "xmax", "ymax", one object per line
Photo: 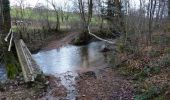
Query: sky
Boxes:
[
  {"xmin": 10, "ymin": 0, "xmax": 140, "ymax": 9},
  {"xmin": 10, "ymin": 0, "xmax": 69, "ymax": 7}
]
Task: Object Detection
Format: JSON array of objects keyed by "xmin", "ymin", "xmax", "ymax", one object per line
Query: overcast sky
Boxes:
[
  {"xmin": 10, "ymin": 0, "xmax": 140, "ymax": 8},
  {"xmin": 10, "ymin": 0, "xmax": 69, "ymax": 7}
]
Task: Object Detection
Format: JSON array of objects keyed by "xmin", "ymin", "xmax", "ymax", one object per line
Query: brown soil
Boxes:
[
  {"xmin": 76, "ymin": 68, "xmax": 134, "ymax": 100},
  {"xmin": 0, "ymin": 75, "xmax": 67, "ymax": 100},
  {"xmin": 42, "ymin": 31, "xmax": 79, "ymax": 51},
  {"xmin": 0, "ymin": 68, "xmax": 134, "ymax": 100}
]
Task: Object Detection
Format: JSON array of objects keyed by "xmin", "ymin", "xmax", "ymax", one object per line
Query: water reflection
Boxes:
[
  {"xmin": 0, "ymin": 63, "xmax": 7, "ymax": 81},
  {"xmin": 33, "ymin": 41, "xmax": 114, "ymax": 99},
  {"xmin": 33, "ymin": 42, "xmax": 111, "ymax": 74}
]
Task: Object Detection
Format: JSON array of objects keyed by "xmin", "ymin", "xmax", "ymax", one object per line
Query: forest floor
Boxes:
[{"xmin": 113, "ymin": 32, "xmax": 170, "ymax": 100}]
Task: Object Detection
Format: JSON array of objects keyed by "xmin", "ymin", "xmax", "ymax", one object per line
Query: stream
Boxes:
[
  {"xmin": 33, "ymin": 41, "xmax": 114, "ymax": 99},
  {"xmin": 0, "ymin": 41, "xmax": 114, "ymax": 99},
  {"xmin": 0, "ymin": 63, "xmax": 7, "ymax": 83}
]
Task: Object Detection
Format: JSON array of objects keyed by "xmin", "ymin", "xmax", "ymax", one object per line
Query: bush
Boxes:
[
  {"xmin": 149, "ymin": 50, "xmax": 161, "ymax": 58},
  {"xmin": 117, "ymin": 42, "xmax": 126, "ymax": 53},
  {"xmin": 133, "ymin": 66, "xmax": 161, "ymax": 81},
  {"xmin": 165, "ymin": 48, "xmax": 170, "ymax": 54},
  {"xmin": 152, "ymin": 36, "xmax": 170, "ymax": 45},
  {"xmin": 159, "ymin": 54, "xmax": 170, "ymax": 67},
  {"xmin": 135, "ymin": 86, "xmax": 161, "ymax": 100},
  {"xmin": 135, "ymin": 85, "xmax": 168, "ymax": 100}
]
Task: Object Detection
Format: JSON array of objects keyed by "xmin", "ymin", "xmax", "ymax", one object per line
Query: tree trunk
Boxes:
[
  {"xmin": 76, "ymin": 0, "xmax": 93, "ymax": 45},
  {"xmin": 0, "ymin": 0, "xmax": 19, "ymax": 79}
]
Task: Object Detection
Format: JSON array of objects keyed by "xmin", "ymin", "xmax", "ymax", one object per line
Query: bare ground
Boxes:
[
  {"xmin": 0, "ymin": 75, "xmax": 67, "ymax": 100},
  {"xmin": 76, "ymin": 68, "xmax": 134, "ymax": 100},
  {"xmin": 42, "ymin": 31, "xmax": 79, "ymax": 51}
]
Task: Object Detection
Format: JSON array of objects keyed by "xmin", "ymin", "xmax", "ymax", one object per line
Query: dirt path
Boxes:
[{"xmin": 42, "ymin": 32, "xmax": 79, "ymax": 51}]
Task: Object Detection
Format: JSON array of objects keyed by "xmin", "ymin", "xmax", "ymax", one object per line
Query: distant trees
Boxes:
[
  {"xmin": 47, "ymin": 0, "xmax": 60, "ymax": 31},
  {"xmin": 0, "ymin": 0, "xmax": 11, "ymax": 47},
  {"xmin": 108, "ymin": 0, "xmax": 124, "ymax": 33},
  {"xmin": 169, "ymin": 0, "xmax": 170, "ymax": 19},
  {"xmin": 0, "ymin": 0, "xmax": 3, "ymax": 33},
  {"xmin": 7, "ymin": 0, "xmax": 170, "ymax": 45},
  {"xmin": 1, "ymin": 0, "xmax": 11, "ymax": 34},
  {"xmin": 78, "ymin": 0, "xmax": 93, "ymax": 33}
]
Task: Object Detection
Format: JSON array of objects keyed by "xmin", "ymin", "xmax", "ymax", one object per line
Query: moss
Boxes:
[
  {"xmin": 6, "ymin": 63, "xmax": 17, "ymax": 79},
  {"xmin": 4, "ymin": 51, "xmax": 20, "ymax": 79}
]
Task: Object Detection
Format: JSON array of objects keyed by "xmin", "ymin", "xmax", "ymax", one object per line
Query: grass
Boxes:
[{"xmin": 10, "ymin": 7, "xmax": 100, "ymax": 25}]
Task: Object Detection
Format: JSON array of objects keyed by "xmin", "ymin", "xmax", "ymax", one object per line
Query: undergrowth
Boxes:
[{"xmin": 112, "ymin": 33, "xmax": 170, "ymax": 100}]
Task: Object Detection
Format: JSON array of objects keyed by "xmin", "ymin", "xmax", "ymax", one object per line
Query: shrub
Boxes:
[
  {"xmin": 152, "ymin": 36, "xmax": 170, "ymax": 45},
  {"xmin": 133, "ymin": 66, "xmax": 161, "ymax": 81},
  {"xmin": 134, "ymin": 86, "xmax": 162, "ymax": 100},
  {"xmin": 159, "ymin": 54, "xmax": 170, "ymax": 67},
  {"xmin": 165, "ymin": 48, "xmax": 170, "ymax": 54},
  {"xmin": 149, "ymin": 50, "xmax": 161, "ymax": 58}
]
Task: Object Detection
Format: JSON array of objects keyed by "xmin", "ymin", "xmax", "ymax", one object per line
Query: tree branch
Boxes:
[{"xmin": 88, "ymin": 26, "xmax": 115, "ymax": 44}]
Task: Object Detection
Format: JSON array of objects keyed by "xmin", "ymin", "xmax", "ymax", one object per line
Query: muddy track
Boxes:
[{"xmin": 42, "ymin": 32, "xmax": 79, "ymax": 51}]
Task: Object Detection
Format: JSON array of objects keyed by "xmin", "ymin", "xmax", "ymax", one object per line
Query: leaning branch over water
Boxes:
[{"xmin": 88, "ymin": 26, "xmax": 115, "ymax": 44}]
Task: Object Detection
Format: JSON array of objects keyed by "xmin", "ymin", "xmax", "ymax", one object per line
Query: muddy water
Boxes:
[{"xmin": 33, "ymin": 41, "xmax": 114, "ymax": 99}]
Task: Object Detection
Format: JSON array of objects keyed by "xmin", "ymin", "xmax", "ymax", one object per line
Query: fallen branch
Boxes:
[
  {"xmin": 4, "ymin": 28, "xmax": 12, "ymax": 42},
  {"xmin": 88, "ymin": 26, "xmax": 115, "ymax": 44},
  {"xmin": 8, "ymin": 31, "xmax": 14, "ymax": 51}
]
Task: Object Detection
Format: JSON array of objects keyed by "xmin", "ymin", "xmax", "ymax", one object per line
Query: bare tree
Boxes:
[
  {"xmin": 78, "ymin": 0, "xmax": 93, "ymax": 32},
  {"xmin": 47, "ymin": 0, "xmax": 60, "ymax": 31}
]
